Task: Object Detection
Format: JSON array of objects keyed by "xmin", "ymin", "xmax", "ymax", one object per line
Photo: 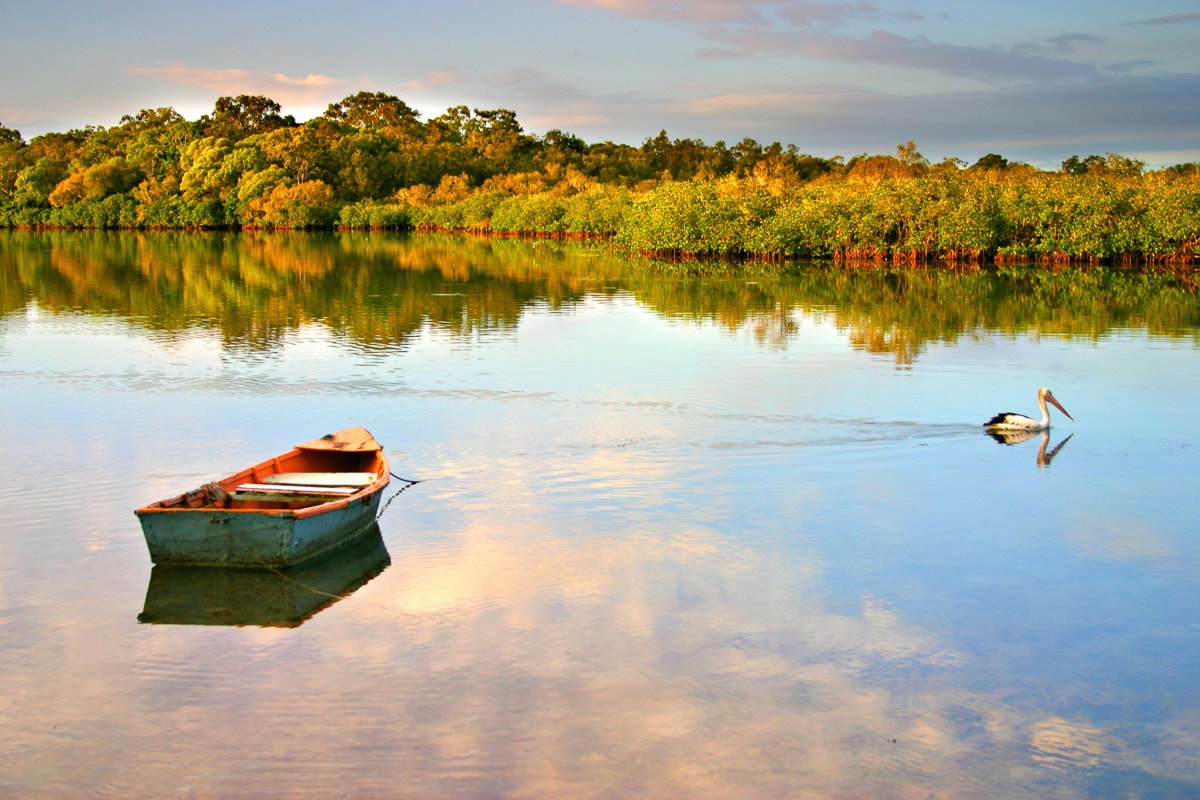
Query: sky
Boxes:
[{"xmin": 1, "ymin": 0, "xmax": 1198, "ymax": 169}]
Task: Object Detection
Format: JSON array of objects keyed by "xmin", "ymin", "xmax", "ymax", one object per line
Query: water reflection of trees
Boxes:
[{"xmin": 1, "ymin": 230, "xmax": 1196, "ymax": 361}]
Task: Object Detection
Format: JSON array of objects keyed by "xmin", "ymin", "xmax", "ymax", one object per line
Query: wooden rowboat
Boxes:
[{"xmin": 135, "ymin": 427, "xmax": 390, "ymax": 568}]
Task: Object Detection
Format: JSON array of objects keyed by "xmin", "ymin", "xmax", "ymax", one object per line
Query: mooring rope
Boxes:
[
  {"xmin": 223, "ymin": 532, "xmax": 349, "ymax": 603},
  {"xmin": 376, "ymin": 472, "xmax": 423, "ymax": 521},
  {"xmin": 214, "ymin": 472, "xmax": 423, "ymax": 606}
]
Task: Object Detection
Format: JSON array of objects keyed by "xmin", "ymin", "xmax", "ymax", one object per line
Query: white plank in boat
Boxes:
[
  {"xmin": 236, "ymin": 482, "xmax": 358, "ymax": 495},
  {"xmin": 262, "ymin": 472, "xmax": 376, "ymax": 487},
  {"xmin": 231, "ymin": 491, "xmax": 347, "ymax": 503}
]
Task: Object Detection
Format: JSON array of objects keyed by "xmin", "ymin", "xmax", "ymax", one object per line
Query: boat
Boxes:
[
  {"xmin": 138, "ymin": 523, "xmax": 391, "ymax": 627},
  {"xmin": 135, "ymin": 427, "xmax": 390, "ymax": 568}
]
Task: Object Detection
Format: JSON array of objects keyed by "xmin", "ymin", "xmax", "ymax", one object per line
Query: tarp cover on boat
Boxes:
[{"xmin": 296, "ymin": 427, "xmax": 382, "ymax": 452}]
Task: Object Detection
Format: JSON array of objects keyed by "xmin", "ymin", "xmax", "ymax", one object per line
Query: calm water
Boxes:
[{"xmin": 2, "ymin": 230, "xmax": 1199, "ymax": 799}]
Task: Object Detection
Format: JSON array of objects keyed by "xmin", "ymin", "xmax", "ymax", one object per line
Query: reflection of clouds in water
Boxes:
[
  {"xmin": 376, "ymin": 545, "xmax": 891, "ymax": 792},
  {"xmin": 1150, "ymin": 713, "xmax": 1200, "ymax": 782},
  {"xmin": 1067, "ymin": 511, "xmax": 1176, "ymax": 562},
  {"xmin": 1030, "ymin": 716, "xmax": 1118, "ymax": 769},
  {"xmin": 348, "ymin": 512, "xmax": 1046, "ymax": 797},
  {"xmin": 322, "ymin": 445, "xmax": 1196, "ymax": 797}
]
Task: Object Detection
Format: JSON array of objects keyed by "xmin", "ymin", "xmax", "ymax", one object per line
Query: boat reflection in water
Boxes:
[
  {"xmin": 138, "ymin": 523, "xmax": 390, "ymax": 627},
  {"xmin": 987, "ymin": 428, "xmax": 1074, "ymax": 467}
]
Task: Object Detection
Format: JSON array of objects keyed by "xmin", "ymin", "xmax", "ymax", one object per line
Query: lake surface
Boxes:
[{"xmin": 2, "ymin": 230, "xmax": 1199, "ymax": 799}]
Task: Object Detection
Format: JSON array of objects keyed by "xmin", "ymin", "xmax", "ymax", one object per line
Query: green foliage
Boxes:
[
  {"xmin": 323, "ymin": 91, "xmax": 421, "ymax": 131},
  {"xmin": 11, "ymin": 157, "xmax": 68, "ymax": 207},
  {"xmin": 45, "ymin": 193, "xmax": 138, "ymax": 228},
  {"xmin": 201, "ymin": 95, "xmax": 296, "ymax": 140},
  {"xmin": 0, "ymin": 95, "xmax": 1196, "ymax": 263},
  {"xmin": 561, "ymin": 186, "xmax": 631, "ymax": 235},
  {"xmin": 254, "ymin": 180, "xmax": 339, "ymax": 228},
  {"xmin": 48, "ymin": 156, "xmax": 143, "ymax": 207},
  {"xmin": 971, "ymin": 153, "xmax": 1009, "ymax": 170},
  {"xmin": 337, "ymin": 200, "xmax": 412, "ymax": 229},
  {"xmin": 615, "ymin": 180, "xmax": 748, "ymax": 255},
  {"xmin": 491, "ymin": 193, "xmax": 567, "ymax": 234}
]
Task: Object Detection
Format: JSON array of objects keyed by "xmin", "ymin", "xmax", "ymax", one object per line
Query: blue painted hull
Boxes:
[{"xmin": 137, "ymin": 490, "xmax": 384, "ymax": 567}]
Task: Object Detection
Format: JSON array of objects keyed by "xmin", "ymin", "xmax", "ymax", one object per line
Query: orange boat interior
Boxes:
[{"xmin": 144, "ymin": 428, "xmax": 387, "ymax": 513}]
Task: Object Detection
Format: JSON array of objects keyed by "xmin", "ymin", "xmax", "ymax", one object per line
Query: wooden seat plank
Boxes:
[
  {"xmin": 236, "ymin": 482, "xmax": 357, "ymax": 496},
  {"xmin": 262, "ymin": 472, "xmax": 376, "ymax": 488}
]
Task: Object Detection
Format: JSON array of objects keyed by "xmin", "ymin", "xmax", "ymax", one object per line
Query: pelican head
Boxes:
[{"xmin": 1038, "ymin": 387, "xmax": 1072, "ymax": 421}]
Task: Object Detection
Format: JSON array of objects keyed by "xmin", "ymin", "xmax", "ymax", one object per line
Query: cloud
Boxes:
[
  {"xmin": 645, "ymin": 68, "xmax": 1200, "ymax": 166},
  {"xmin": 562, "ymin": 0, "xmax": 1097, "ymax": 84},
  {"xmin": 128, "ymin": 62, "xmax": 350, "ymax": 105},
  {"xmin": 1130, "ymin": 13, "xmax": 1200, "ymax": 25},
  {"xmin": 1013, "ymin": 32, "xmax": 1103, "ymax": 57},
  {"xmin": 559, "ymin": 0, "xmax": 915, "ymax": 27},
  {"xmin": 398, "ymin": 69, "xmax": 460, "ymax": 93},
  {"xmin": 438, "ymin": 66, "xmax": 626, "ymax": 132},
  {"xmin": 777, "ymin": 0, "xmax": 922, "ymax": 27},
  {"xmin": 557, "ymin": 0, "xmax": 774, "ymax": 24},
  {"xmin": 489, "ymin": 67, "xmax": 590, "ymax": 101},
  {"xmin": 673, "ymin": 87, "xmax": 860, "ymax": 116},
  {"xmin": 708, "ymin": 27, "xmax": 1100, "ymax": 82}
]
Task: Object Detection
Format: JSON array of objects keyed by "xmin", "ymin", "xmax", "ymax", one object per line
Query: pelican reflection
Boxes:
[{"xmin": 987, "ymin": 429, "xmax": 1074, "ymax": 467}]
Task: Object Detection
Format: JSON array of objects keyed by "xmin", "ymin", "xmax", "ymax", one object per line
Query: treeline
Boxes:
[{"xmin": 1, "ymin": 92, "xmax": 1198, "ymax": 264}]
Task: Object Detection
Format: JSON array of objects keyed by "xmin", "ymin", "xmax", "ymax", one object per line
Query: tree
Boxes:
[
  {"xmin": 429, "ymin": 106, "xmax": 472, "ymax": 144},
  {"xmin": 456, "ymin": 107, "xmax": 537, "ymax": 179},
  {"xmin": 324, "ymin": 91, "xmax": 421, "ymax": 132},
  {"xmin": 23, "ymin": 130, "xmax": 87, "ymax": 167},
  {"xmin": 179, "ymin": 137, "xmax": 235, "ymax": 202},
  {"xmin": 259, "ymin": 124, "xmax": 338, "ymax": 184},
  {"xmin": 122, "ymin": 109, "xmax": 196, "ymax": 187},
  {"xmin": 117, "ymin": 107, "xmax": 186, "ymax": 135},
  {"xmin": 47, "ymin": 156, "xmax": 143, "ymax": 206},
  {"xmin": 0, "ymin": 122, "xmax": 21, "ymax": 145},
  {"xmin": 846, "ymin": 154, "xmax": 910, "ymax": 181},
  {"xmin": 1062, "ymin": 153, "xmax": 1145, "ymax": 177},
  {"xmin": 11, "ymin": 157, "xmax": 68, "ymax": 206},
  {"xmin": 640, "ymin": 130, "xmax": 711, "ymax": 180},
  {"xmin": 0, "ymin": 122, "xmax": 24, "ymax": 198},
  {"xmin": 542, "ymin": 129, "xmax": 585, "ymax": 154},
  {"xmin": 896, "ymin": 141, "xmax": 929, "ymax": 169},
  {"xmin": 731, "ymin": 137, "xmax": 763, "ymax": 172},
  {"xmin": 1100, "ymin": 153, "xmax": 1145, "ymax": 177},
  {"xmin": 202, "ymin": 95, "xmax": 295, "ymax": 140},
  {"xmin": 1062, "ymin": 154, "xmax": 1104, "ymax": 175},
  {"xmin": 971, "ymin": 153, "xmax": 1009, "ymax": 170}
]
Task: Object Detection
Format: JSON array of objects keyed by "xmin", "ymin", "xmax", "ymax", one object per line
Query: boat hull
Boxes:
[
  {"xmin": 135, "ymin": 427, "xmax": 390, "ymax": 568},
  {"xmin": 137, "ymin": 492, "xmax": 384, "ymax": 567}
]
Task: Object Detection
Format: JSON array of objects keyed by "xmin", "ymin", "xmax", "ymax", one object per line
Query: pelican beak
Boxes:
[{"xmin": 1046, "ymin": 393, "xmax": 1073, "ymax": 420}]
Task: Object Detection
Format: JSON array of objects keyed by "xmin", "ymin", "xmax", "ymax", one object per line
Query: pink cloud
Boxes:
[
  {"xmin": 557, "ymin": 0, "xmax": 769, "ymax": 24},
  {"xmin": 558, "ymin": 0, "xmax": 905, "ymax": 26},
  {"xmin": 128, "ymin": 62, "xmax": 349, "ymax": 104},
  {"xmin": 398, "ymin": 69, "xmax": 460, "ymax": 93}
]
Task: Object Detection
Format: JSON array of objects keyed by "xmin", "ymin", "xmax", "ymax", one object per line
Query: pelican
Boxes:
[{"xmin": 984, "ymin": 387, "xmax": 1072, "ymax": 431}]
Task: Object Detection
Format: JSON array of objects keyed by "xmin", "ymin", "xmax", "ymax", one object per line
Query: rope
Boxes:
[
  {"xmin": 202, "ymin": 472, "xmax": 422, "ymax": 612},
  {"xmin": 375, "ymin": 472, "xmax": 423, "ymax": 521},
  {"xmin": 222, "ymin": 531, "xmax": 349, "ymax": 603}
]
